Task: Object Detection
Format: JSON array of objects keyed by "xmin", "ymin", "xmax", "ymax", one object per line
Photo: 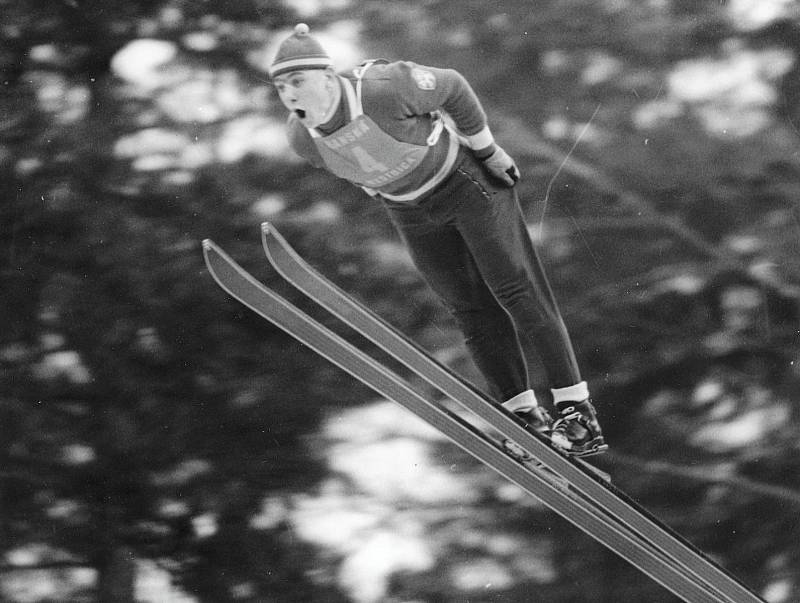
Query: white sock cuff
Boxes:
[
  {"xmin": 502, "ymin": 389, "xmax": 538, "ymax": 413},
  {"xmin": 551, "ymin": 381, "xmax": 589, "ymax": 405}
]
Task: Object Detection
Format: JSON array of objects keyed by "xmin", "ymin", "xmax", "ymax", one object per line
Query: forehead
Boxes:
[{"xmin": 273, "ymin": 69, "xmax": 328, "ymax": 84}]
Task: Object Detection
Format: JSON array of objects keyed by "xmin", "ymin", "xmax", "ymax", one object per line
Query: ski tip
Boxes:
[{"xmin": 202, "ymin": 239, "xmax": 223, "ymax": 256}]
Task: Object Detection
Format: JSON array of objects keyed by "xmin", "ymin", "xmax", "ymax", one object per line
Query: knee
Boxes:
[
  {"xmin": 491, "ymin": 272, "xmax": 539, "ymax": 311},
  {"xmin": 492, "ymin": 277, "xmax": 561, "ymax": 325}
]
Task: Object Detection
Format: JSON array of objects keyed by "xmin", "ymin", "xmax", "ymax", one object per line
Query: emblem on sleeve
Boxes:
[{"xmin": 411, "ymin": 67, "xmax": 436, "ymax": 90}]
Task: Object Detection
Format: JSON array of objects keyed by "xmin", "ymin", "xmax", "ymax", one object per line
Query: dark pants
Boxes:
[{"xmin": 383, "ymin": 149, "xmax": 581, "ymax": 401}]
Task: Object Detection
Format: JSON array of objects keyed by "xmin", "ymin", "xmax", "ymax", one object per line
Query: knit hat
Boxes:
[{"xmin": 269, "ymin": 23, "xmax": 332, "ymax": 78}]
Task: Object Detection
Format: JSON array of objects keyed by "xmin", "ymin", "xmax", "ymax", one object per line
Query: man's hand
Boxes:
[{"xmin": 475, "ymin": 144, "xmax": 520, "ymax": 187}]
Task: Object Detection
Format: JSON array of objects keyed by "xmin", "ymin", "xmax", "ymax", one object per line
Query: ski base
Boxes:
[{"xmin": 201, "ymin": 229, "xmax": 764, "ymax": 603}]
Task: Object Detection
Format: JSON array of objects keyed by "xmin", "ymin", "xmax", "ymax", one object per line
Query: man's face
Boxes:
[{"xmin": 273, "ymin": 69, "xmax": 335, "ymax": 128}]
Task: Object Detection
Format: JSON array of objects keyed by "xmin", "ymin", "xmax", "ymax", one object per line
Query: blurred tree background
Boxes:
[{"xmin": 1, "ymin": 0, "xmax": 799, "ymax": 601}]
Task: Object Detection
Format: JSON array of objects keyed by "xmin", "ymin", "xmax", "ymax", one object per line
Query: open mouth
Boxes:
[{"xmin": 294, "ymin": 108, "xmax": 306, "ymax": 119}]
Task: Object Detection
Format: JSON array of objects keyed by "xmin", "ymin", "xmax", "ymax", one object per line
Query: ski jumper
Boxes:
[{"xmin": 285, "ymin": 60, "xmax": 581, "ymax": 401}]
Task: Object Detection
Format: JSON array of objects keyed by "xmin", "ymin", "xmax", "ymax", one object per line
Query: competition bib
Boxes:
[{"xmin": 307, "ymin": 64, "xmax": 443, "ymax": 189}]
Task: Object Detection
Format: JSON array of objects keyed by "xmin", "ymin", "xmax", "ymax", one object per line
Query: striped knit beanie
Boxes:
[{"xmin": 269, "ymin": 23, "xmax": 332, "ymax": 78}]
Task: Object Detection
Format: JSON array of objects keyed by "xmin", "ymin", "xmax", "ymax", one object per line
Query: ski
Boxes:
[
  {"xmin": 202, "ymin": 238, "xmax": 737, "ymax": 602},
  {"xmin": 257, "ymin": 223, "xmax": 763, "ymax": 603}
]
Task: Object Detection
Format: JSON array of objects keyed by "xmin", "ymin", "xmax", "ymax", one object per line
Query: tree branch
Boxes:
[
  {"xmin": 0, "ymin": 560, "xmax": 92, "ymax": 572},
  {"xmin": 606, "ymin": 451, "xmax": 800, "ymax": 507},
  {"xmin": 495, "ymin": 114, "xmax": 745, "ymax": 269}
]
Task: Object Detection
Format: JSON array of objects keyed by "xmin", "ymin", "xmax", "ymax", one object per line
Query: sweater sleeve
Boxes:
[{"xmin": 384, "ymin": 61, "xmax": 495, "ymax": 149}]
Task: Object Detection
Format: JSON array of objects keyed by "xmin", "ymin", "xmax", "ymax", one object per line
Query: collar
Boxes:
[{"xmin": 309, "ymin": 75, "xmax": 363, "ymax": 138}]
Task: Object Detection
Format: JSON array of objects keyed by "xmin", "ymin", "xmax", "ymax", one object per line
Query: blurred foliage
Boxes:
[{"xmin": 1, "ymin": 0, "xmax": 800, "ymax": 601}]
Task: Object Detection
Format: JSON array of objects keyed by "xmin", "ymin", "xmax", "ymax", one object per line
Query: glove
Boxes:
[{"xmin": 476, "ymin": 144, "xmax": 520, "ymax": 187}]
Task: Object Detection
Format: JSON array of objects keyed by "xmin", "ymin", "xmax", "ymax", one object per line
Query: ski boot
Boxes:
[
  {"xmin": 550, "ymin": 399, "xmax": 608, "ymax": 457},
  {"xmin": 501, "ymin": 390, "xmax": 553, "ymax": 462},
  {"xmin": 513, "ymin": 405, "xmax": 553, "ymax": 435}
]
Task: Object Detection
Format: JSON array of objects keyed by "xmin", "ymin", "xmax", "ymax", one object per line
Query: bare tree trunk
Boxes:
[{"xmin": 96, "ymin": 545, "xmax": 136, "ymax": 603}]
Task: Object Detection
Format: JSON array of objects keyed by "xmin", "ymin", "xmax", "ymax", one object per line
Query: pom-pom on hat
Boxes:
[{"xmin": 269, "ymin": 23, "xmax": 333, "ymax": 78}]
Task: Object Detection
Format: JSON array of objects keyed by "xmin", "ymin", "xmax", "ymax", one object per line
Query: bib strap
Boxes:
[
  {"xmin": 306, "ymin": 75, "xmax": 360, "ymax": 139},
  {"xmin": 355, "ymin": 60, "xmax": 443, "ymax": 147}
]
